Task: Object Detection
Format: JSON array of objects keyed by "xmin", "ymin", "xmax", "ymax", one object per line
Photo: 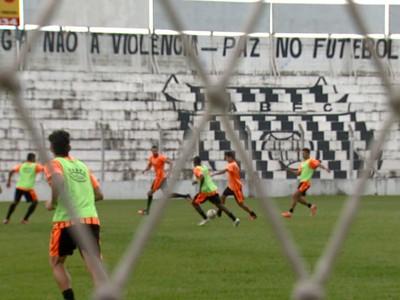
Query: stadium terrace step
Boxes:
[{"xmin": 0, "ymin": 72, "xmax": 397, "ymax": 181}]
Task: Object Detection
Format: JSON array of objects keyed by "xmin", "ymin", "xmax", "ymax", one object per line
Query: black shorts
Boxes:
[
  {"xmin": 223, "ymin": 187, "xmax": 234, "ymax": 197},
  {"xmin": 14, "ymin": 188, "xmax": 38, "ymax": 203},
  {"xmin": 50, "ymin": 223, "xmax": 101, "ymax": 258},
  {"xmin": 193, "ymin": 193, "xmax": 222, "ymax": 205}
]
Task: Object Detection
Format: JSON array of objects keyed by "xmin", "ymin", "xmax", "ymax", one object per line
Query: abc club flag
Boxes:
[{"xmin": 0, "ymin": 0, "xmax": 20, "ymax": 26}]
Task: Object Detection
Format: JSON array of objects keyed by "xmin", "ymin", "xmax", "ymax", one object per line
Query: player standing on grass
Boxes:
[
  {"xmin": 281, "ymin": 148, "xmax": 331, "ymax": 218},
  {"xmin": 44, "ymin": 130, "xmax": 106, "ymax": 300},
  {"xmin": 137, "ymin": 145, "xmax": 191, "ymax": 215},
  {"xmin": 3, "ymin": 153, "xmax": 43, "ymax": 224},
  {"xmin": 212, "ymin": 151, "xmax": 257, "ymax": 219},
  {"xmin": 192, "ymin": 156, "xmax": 240, "ymax": 226}
]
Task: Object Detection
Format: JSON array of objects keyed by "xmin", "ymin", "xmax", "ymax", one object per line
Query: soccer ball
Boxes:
[{"xmin": 206, "ymin": 209, "xmax": 217, "ymax": 219}]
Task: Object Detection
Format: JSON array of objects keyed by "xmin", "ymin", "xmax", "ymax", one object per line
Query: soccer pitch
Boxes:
[{"xmin": 0, "ymin": 196, "xmax": 398, "ymax": 299}]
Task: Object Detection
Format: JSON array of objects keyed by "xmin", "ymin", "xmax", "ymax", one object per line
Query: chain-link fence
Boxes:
[{"xmin": 0, "ymin": 1, "xmax": 397, "ymax": 299}]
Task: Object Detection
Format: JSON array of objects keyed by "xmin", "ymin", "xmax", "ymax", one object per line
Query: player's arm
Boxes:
[
  {"xmin": 165, "ymin": 158, "xmax": 173, "ymax": 178},
  {"xmin": 46, "ymin": 173, "xmax": 64, "ymax": 210},
  {"xmin": 198, "ymin": 174, "xmax": 205, "ymax": 193},
  {"xmin": 94, "ymin": 186, "xmax": 104, "ymax": 201},
  {"xmin": 211, "ymin": 168, "xmax": 228, "ymax": 177},
  {"xmin": 36, "ymin": 164, "xmax": 44, "ymax": 173},
  {"xmin": 89, "ymin": 172, "xmax": 104, "ymax": 201},
  {"xmin": 286, "ymin": 168, "xmax": 301, "ymax": 176},
  {"xmin": 317, "ymin": 162, "xmax": 331, "ymax": 173},
  {"xmin": 142, "ymin": 162, "xmax": 152, "ymax": 174},
  {"xmin": 192, "ymin": 168, "xmax": 202, "ymax": 185},
  {"xmin": 6, "ymin": 169, "xmax": 16, "ymax": 188}
]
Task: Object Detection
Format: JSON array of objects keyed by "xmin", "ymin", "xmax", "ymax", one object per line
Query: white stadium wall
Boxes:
[
  {"xmin": 23, "ymin": 0, "xmax": 150, "ymax": 28},
  {"xmin": 1, "ymin": 29, "xmax": 400, "ymax": 200}
]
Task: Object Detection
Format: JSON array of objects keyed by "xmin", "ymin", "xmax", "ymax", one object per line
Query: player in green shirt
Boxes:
[
  {"xmin": 282, "ymin": 148, "xmax": 331, "ymax": 218},
  {"xmin": 3, "ymin": 153, "xmax": 43, "ymax": 224},
  {"xmin": 192, "ymin": 156, "xmax": 240, "ymax": 226},
  {"xmin": 44, "ymin": 130, "xmax": 106, "ymax": 300}
]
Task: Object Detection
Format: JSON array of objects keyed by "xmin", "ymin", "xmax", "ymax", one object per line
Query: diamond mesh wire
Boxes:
[{"xmin": 0, "ymin": 1, "xmax": 397, "ymax": 299}]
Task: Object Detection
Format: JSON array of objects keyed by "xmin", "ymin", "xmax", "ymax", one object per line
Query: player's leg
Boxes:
[
  {"xmin": 138, "ymin": 179, "xmax": 162, "ymax": 215},
  {"xmin": 21, "ymin": 190, "xmax": 38, "ymax": 224},
  {"xmin": 80, "ymin": 224, "xmax": 108, "ymax": 286},
  {"xmin": 282, "ymin": 182, "xmax": 313, "ymax": 217},
  {"xmin": 211, "ymin": 194, "xmax": 240, "ymax": 226},
  {"xmin": 50, "ymin": 225, "xmax": 76, "ymax": 300},
  {"xmin": 3, "ymin": 188, "xmax": 23, "ymax": 224},
  {"xmin": 297, "ymin": 186, "xmax": 316, "ymax": 216},
  {"xmin": 234, "ymin": 189, "xmax": 257, "ymax": 219},
  {"xmin": 170, "ymin": 192, "xmax": 192, "ymax": 199},
  {"xmin": 159, "ymin": 179, "xmax": 191, "ymax": 200},
  {"xmin": 145, "ymin": 189, "xmax": 155, "ymax": 213},
  {"xmin": 281, "ymin": 185, "xmax": 302, "ymax": 217},
  {"xmin": 217, "ymin": 187, "xmax": 230, "ymax": 217},
  {"xmin": 191, "ymin": 193, "xmax": 209, "ymax": 226},
  {"xmin": 50, "ymin": 256, "xmax": 74, "ymax": 300}
]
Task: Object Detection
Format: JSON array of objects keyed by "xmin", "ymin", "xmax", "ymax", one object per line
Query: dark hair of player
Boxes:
[
  {"xmin": 193, "ymin": 156, "xmax": 201, "ymax": 165},
  {"xmin": 27, "ymin": 153, "xmax": 36, "ymax": 161},
  {"xmin": 49, "ymin": 130, "xmax": 70, "ymax": 156},
  {"xmin": 225, "ymin": 151, "xmax": 235, "ymax": 159}
]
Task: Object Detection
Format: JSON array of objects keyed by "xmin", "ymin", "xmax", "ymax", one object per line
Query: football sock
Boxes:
[
  {"xmin": 171, "ymin": 193, "xmax": 188, "ymax": 198},
  {"xmin": 62, "ymin": 288, "xmax": 75, "ymax": 300},
  {"xmin": 289, "ymin": 209, "xmax": 294, "ymax": 213},
  {"xmin": 306, "ymin": 203, "xmax": 312, "ymax": 208},
  {"xmin": 147, "ymin": 195, "xmax": 153, "ymax": 211},
  {"xmin": 194, "ymin": 204, "xmax": 207, "ymax": 219},
  {"xmin": 250, "ymin": 211, "xmax": 256, "ymax": 217},
  {"xmin": 6, "ymin": 203, "xmax": 17, "ymax": 219},
  {"xmin": 227, "ymin": 212, "xmax": 236, "ymax": 221},
  {"xmin": 23, "ymin": 202, "xmax": 37, "ymax": 220}
]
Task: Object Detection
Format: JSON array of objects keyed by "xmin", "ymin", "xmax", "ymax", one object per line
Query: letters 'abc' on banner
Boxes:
[{"xmin": 0, "ymin": 0, "xmax": 20, "ymax": 26}]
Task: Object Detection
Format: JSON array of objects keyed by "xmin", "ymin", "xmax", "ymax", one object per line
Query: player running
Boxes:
[
  {"xmin": 44, "ymin": 130, "xmax": 107, "ymax": 300},
  {"xmin": 192, "ymin": 156, "xmax": 240, "ymax": 227},
  {"xmin": 281, "ymin": 148, "xmax": 331, "ymax": 218},
  {"xmin": 137, "ymin": 145, "xmax": 191, "ymax": 215},
  {"xmin": 3, "ymin": 153, "xmax": 43, "ymax": 224},
  {"xmin": 212, "ymin": 151, "xmax": 257, "ymax": 219}
]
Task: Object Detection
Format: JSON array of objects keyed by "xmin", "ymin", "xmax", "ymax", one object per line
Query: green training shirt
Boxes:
[
  {"xmin": 299, "ymin": 158, "xmax": 319, "ymax": 182},
  {"xmin": 195, "ymin": 165, "xmax": 217, "ymax": 193},
  {"xmin": 16, "ymin": 162, "xmax": 38, "ymax": 190},
  {"xmin": 52, "ymin": 157, "xmax": 98, "ymax": 222}
]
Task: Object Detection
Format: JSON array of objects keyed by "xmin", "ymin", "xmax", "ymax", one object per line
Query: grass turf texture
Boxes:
[{"xmin": 0, "ymin": 196, "xmax": 398, "ymax": 299}]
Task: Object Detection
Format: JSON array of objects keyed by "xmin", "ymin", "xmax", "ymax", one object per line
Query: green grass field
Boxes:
[{"xmin": 0, "ymin": 196, "xmax": 399, "ymax": 299}]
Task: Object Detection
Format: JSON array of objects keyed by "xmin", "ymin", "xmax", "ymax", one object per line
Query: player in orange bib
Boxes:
[
  {"xmin": 212, "ymin": 151, "xmax": 257, "ymax": 220},
  {"xmin": 3, "ymin": 153, "xmax": 43, "ymax": 224},
  {"xmin": 282, "ymin": 148, "xmax": 331, "ymax": 218},
  {"xmin": 137, "ymin": 145, "xmax": 191, "ymax": 215}
]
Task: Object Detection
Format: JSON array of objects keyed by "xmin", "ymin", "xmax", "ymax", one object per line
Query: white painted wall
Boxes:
[{"xmin": 0, "ymin": 178, "xmax": 399, "ymax": 202}]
